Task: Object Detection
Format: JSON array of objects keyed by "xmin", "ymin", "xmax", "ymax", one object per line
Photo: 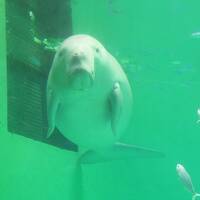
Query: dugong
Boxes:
[{"xmin": 47, "ymin": 34, "xmax": 163, "ymax": 163}]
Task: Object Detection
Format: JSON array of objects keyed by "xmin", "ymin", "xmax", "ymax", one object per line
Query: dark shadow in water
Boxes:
[{"xmin": 73, "ymin": 162, "xmax": 83, "ymax": 200}]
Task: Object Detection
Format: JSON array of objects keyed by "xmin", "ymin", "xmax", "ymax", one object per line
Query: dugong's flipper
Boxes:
[
  {"xmin": 109, "ymin": 82, "xmax": 123, "ymax": 135},
  {"xmin": 47, "ymin": 88, "xmax": 59, "ymax": 138},
  {"xmin": 80, "ymin": 142, "xmax": 165, "ymax": 164}
]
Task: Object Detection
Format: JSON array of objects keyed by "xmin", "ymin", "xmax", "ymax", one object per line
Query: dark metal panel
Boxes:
[{"xmin": 6, "ymin": 0, "xmax": 77, "ymax": 151}]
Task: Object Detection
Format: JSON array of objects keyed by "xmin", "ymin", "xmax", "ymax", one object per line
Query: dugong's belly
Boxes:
[{"xmin": 56, "ymin": 92, "xmax": 116, "ymax": 149}]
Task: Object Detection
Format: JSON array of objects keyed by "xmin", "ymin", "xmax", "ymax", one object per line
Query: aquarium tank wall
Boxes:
[{"xmin": 1, "ymin": 0, "xmax": 200, "ymax": 200}]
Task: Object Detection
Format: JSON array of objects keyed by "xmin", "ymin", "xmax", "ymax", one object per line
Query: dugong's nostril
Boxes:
[
  {"xmin": 71, "ymin": 54, "xmax": 81, "ymax": 65},
  {"xmin": 73, "ymin": 50, "xmax": 85, "ymax": 57},
  {"xmin": 73, "ymin": 52, "xmax": 79, "ymax": 57}
]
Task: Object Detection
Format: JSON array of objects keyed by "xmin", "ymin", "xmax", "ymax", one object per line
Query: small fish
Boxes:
[
  {"xmin": 171, "ymin": 60, "xmax": 181, "ymax": 65},
  {"xmin": 176, "ymin": 164, "xmax": 200, "ymax": 200},
  {"xmin": 191, "ymin": 32, "xmax": 200, "ymax": 38},
  {"xmin": 197, "ymin": 109, "xmax": 200, "ymax": 124},
  {"xmin": 33, "ymin": 37, "xmax": 42, "ymax": 45},
  {"xmin": 29, "ymin": 11, "xmax": 35, "ymax": 22}
]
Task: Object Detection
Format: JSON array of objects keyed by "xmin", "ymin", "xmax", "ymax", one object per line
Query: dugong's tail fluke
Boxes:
[
  {"xmin": 114, "ymin": 142, "xmax": 165, "ymax": 157},
  {"xmin": 80, "ymin": 143, "xmax": 165, "ymax": 164},
  {"xmin": 192, "ymin": 193, "xmax": 200, "ymax": 200}
]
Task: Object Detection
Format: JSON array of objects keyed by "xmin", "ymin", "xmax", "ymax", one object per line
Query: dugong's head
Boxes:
[{"xmin": 53, "ymin": 35, "xmax": 105, "ymax": 90}]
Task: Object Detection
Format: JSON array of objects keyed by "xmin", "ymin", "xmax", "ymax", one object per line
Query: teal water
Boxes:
[{"xmin": 1, "ymin": 0, "xmax": 200, "ymax": 200}]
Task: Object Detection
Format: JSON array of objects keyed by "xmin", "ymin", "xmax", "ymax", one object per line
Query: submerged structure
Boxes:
[{"xmin": 6, "ymin": 0, "xmax": 77, "ymax": 150}]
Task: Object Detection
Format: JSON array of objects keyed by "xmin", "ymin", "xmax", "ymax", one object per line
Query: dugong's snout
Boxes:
[{"xmin": 67, "ymin": 53, "xmax": 95, "ymax": 90}]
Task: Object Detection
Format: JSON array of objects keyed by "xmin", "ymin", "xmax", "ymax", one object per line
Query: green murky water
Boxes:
[{"xmin": 1, "ymin": 0, "xmax": 200, "ymax": 200}]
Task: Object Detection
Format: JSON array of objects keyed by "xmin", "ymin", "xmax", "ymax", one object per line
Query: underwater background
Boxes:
[{"xmin": 1, "ymin": 0, "xmax": 200, "ymax": 200}]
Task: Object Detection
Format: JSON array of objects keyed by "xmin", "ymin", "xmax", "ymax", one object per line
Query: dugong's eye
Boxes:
[
  {"xmin": 58, "ymin": 49, "xmax": 65, "ymax": 58},
  {"xmin": 95, "ymin": 47, "xmax": 100, "ymax": 53}
]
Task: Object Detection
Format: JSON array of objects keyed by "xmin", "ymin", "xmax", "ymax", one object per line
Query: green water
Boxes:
[{"xmin": 1, "ymin": 0, "xmax": 200, "ymax": 200}]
